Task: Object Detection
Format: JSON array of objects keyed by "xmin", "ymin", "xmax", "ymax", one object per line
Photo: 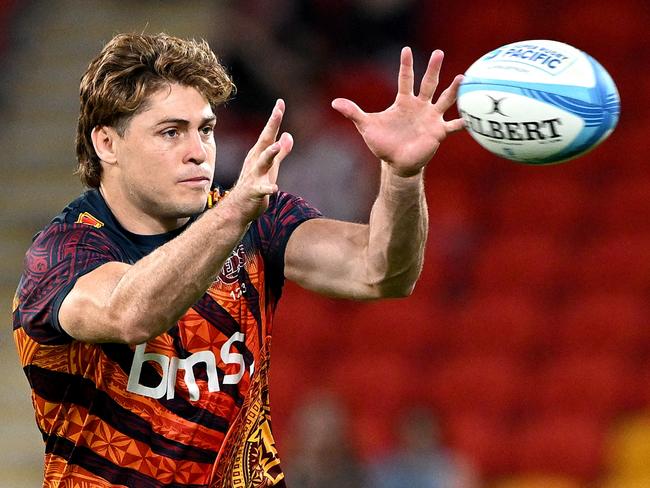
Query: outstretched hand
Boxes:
[
  {"xmin": 230, "ymin": 99, "xmax": 293, "ymax": 222},
  {"xmin": 332, "ymin": 47, "xmax": 465, "ymax": 177}
]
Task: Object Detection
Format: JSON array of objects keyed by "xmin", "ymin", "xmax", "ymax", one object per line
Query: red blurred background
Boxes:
[{"xmin": 1, "ymin": 1, "xmax": 649, "ymax": 487}]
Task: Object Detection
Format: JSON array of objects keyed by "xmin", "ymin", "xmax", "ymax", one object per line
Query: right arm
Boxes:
[{"xmin": 59, "ymin": 101, "xmax": 293, "ymax": 345}]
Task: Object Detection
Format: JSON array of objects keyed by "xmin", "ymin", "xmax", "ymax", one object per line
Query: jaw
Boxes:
[{"xmin": 102, "ymin": 180, "xmax": 210, "ymax": 234}]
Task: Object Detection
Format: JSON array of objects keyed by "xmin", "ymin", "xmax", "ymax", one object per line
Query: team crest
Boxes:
[
  {"xmin": 76, "ymin": 212, "xmax": 104, "ymax": 228},
  {"xmin": 218, "ymin": 243, "xmax": 247, "ymax": 285}
]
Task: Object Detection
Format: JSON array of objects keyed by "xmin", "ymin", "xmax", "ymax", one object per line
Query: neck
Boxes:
[{"xmin": 99, "ymin": 183, "xmax": 190, "ymax": 235}]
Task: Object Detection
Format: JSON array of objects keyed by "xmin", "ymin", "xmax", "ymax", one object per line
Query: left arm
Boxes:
[
  {"xmin": 285, "ymin": 47, "xmax": 464, "ymax": 299},
  {"xmin": 285, "ymin": 164, "xmax": 427, "ymax": 299}
]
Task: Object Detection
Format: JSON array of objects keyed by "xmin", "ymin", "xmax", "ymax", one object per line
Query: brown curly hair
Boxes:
[{"xmin": 76, "ymin": 33, "xmax": 235, "ymax": 188}]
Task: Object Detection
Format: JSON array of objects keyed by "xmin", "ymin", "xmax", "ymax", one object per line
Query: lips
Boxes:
[
  {"xmin": 182, "ymin": 177, "xmax": 208, "ymax": 182},
  {"xmin": 179, "ymin": 175, "xmax": 210, "ymax": 183}
]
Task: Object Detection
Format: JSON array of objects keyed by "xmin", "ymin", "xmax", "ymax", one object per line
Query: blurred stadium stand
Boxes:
[{"xmin": 1, "ymin": 1, "xmax": 649, "ymax": 487}]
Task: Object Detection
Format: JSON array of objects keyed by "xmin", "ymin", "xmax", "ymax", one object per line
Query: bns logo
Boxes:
[{"xmin": 127, "ymin": 332, "xmax": 251, "ymax": 401}]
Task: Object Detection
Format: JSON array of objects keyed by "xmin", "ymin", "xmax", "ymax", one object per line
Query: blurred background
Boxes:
[{"xmin": 1, "ymin": 0, "xmax": 649, "ymax": 487}]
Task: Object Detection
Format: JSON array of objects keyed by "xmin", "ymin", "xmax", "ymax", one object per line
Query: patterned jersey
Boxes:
[{"xmin": 13, "ymin": 188, "xmax": 321, "ymax": 487}]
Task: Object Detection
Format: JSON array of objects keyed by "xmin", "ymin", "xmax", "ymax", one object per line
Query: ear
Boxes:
[{"xmin": 91, "ymin": 126, "xmax": 119, "ymax": 164}]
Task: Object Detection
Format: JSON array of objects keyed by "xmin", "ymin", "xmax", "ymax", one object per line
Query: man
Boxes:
[{"xmin": 13, "ymin": 33, "xmax": 464, "ymax": 487}]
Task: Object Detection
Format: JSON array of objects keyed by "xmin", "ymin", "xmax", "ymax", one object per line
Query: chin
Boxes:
[
  {"xmin": 159, "ymin": 198, "xmax": 207, "ymax": 220},
  {"xmin": 182, "ymin": 198, "xmax": 209, "ymax": 217},
  {"xmin": 175, "ymin": 188, "xmax": 211, "ymax": 214}
]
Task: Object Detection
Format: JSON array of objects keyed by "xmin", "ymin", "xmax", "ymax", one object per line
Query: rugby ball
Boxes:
[{"xmin": 457, "ymin": 40, "xmax": 620, "ymax": 165}]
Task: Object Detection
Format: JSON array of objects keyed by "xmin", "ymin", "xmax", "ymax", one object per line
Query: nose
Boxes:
[{"xmin": 185, "ymin": 131, "xmax": 208, "ymax": 165}]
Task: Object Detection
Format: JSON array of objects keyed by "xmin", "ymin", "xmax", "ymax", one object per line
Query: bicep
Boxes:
[
  {"xmin": 58, "ymin": 261, "xmax": 131, "ymax": 343},
  {"xmin": 284, "ymin": 218, "xmax": 379, "ymax": 299}
]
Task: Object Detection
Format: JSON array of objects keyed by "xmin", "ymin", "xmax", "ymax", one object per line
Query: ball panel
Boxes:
[
  {"xmin": 586, "ymin": 53, "xmax": 621, "ymax": 128},
  {"xmin": 464, "ymin": 40, "xmax": 596, "ymax": 88},
  {"xmin": 458, "ymin": 90, "xmax": 584, "ymax": 164},
  {"xmin": 460, "ymin": 79, "xmax": 597, "ymax": 104}
]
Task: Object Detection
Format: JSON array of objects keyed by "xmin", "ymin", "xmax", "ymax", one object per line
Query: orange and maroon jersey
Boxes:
[{"xmin": 13, "ymin": 189, "xmax": 321, "ymax": 487}]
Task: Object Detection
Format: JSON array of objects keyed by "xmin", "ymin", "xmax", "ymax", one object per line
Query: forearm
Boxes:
[
  {"xmin": 105, "ymin": 198, "xmax": 250, "ymax": 343},
  {"xmin": 365, "ymin": 161, "xmax": 429, "ymax": 296}
]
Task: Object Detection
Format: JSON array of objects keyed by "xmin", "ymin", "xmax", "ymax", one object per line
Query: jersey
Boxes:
[{"xmin": 12, "ymin": 188, "xmax": 321, "ymax": 487}]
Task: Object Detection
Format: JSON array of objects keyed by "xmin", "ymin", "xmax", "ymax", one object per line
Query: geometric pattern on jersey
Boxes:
[
  {"xmin": 13, "ymin": 188, "xmax": 321, "ymax": 487},
  {"xmin": 209, "ymin": 336, "xmax": 285, "ymax": 487}
]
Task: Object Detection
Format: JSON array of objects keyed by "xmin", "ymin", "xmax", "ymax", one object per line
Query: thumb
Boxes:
[{"xmin": 331, "ymin": 98, "xmax": 366, "ymax": 125}]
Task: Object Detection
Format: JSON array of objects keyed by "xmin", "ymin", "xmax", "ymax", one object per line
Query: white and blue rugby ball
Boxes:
[{"xmin": 457, "ymin": 40, "xmax": 620, "ymax": 165}]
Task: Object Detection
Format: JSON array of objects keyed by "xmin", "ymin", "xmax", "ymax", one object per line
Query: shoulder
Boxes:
[
  {"xmin": 29, "ymin": 189, "xmax": 127, "ymax": 258},
  {"xmin": 23, "ymin": 191, "xmax": 129, "ymax": 284},
  {"xmin": 250, "ymin": 191, "xmax": 322, "ymax": 245},
  {"xmin": 264, "ymin": 191, "xmax": 322, "ymax": 225}
]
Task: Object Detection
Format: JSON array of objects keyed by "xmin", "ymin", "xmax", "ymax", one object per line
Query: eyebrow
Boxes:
[{"xmin": 154, "ymin": 115, "xmax": 217, "ymax": 127}]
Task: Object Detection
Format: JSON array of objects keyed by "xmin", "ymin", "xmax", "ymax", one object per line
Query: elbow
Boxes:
[
  {"xmin": 379, "ymin": 282, "xmax": 416, "ymax": 299},
  {"xmin": 366, "ymin": 257, "xmax": 423, "ymax": 299},
  {"xmin": 121, "ymin": 327, "xmax": 156, "ymax": 346},
  {"xmin": 373, "ymin": 272, "xmax": 419, "ymax": 299},
  {"xmin": 106, "ymin": 307, "xmax": 161, "ymax": 345}
]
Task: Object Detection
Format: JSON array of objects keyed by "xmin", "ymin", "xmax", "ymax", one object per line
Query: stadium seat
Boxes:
[
  {"xmin": 444, "ymin": 412, "xmax": 514, "ymax": 478},
  {"xmin": 551, "ymin": 0, "xmax": 650, "ymax": 71},
  {"xmin": 425, "ymin": 130, "xmax": 496, "ymax": 180},
  {"xmin": 426, "ymin": 355, "xmax": 527, "ymax": 419},
  {"xmin": 490, "ymin": 474, "xmax": 583, "ymax": 488},
  {"xmin": 323, "ymin": 61, "xmax": 394, "ymax": 115},
  {"xmin": 626, "ymin": 363, "xmax": 650, "ymax": 409},
  {"xmin": 529, "ymin": 354, "xmax": 635, "ymax": 421},
  {"xmin": 273, "ymin": 281, "xmax": 356, "ymax": 366},
  {"xmin": 342, "ymin": 295, "xmax": 449, "ymax": 360},
  {"xmin": 599, "ymin": 476, "xmax": 650, "ymax": 488},
  {"xmin": 470, "ymin": 231, "xmax": 570, "ymax": 297},
  {"xmin": 268, "ymin": 354, "xmax": 319, "ymax": 436},
  {"xmin": 610, "ymin": 107, "xmax": 650, "ymax": 172},
  {"xmin": 603, "ymin": 414, "xmax": 650, "ymax": 479},
  {"xmin": 446, "ymin": 291, "xmax": 546, "ymax": 360},
  {"xmin": 416, "ymin": 241, "xmax": 447, "ymax": 297},
  {"xmin": 326, "ymin": 353, "xmax": 416, "ymax": 419},
  {"xmin": 425, "ymin": 177, "xmax": 478, "ymax": 245},
  {"xmin": 489, "ymin": 175, "xmax": 587, "ymax": 238},
  {"xmin": 512, "ymin": 413, "xmax": 607, "ymax": 481},
  {"xmin": 554, "ymin": 291, "xmax": 648, "ymax": 358},
  {"xmin": 416, "ymin": 0, "xmax": 533, "ymax": 70},
  {"xmin": 348, "ymin": 409, "xmax": 396, "ymax": 462},
  {"xmin": 570, "ymin": 233, "xmax": 650, "ymax": 294},
  {"xmin": 595, "ymin": 176, "xmax": 650, "ymax": 235}
]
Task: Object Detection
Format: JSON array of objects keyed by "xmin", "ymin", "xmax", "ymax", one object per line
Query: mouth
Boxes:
[{"xmin": 178, "ymin": 176, "xmax": 211, "ymax": 188}]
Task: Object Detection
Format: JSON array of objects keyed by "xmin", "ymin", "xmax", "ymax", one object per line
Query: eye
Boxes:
[
  {"xmin": 162, "ymin": 128, "xmax": 179, "ymax": 138},
  {"xmin": 201, "ymin": 125, "xmax": 214, "ymax": 136}
]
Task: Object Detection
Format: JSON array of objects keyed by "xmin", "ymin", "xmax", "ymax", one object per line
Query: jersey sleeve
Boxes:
[
  {"xmin": 14, "ymin": 223, "xmax": 123, "ymax": 344},
  {"xmin": 255, "ymin": 191, "xmax": 322, "ymax": 283}
]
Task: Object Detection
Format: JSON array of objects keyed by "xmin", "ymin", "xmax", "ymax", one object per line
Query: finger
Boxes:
[
  {"xmin": 397, "ymin": 46, "xmax": 414, "ymax": 96},
  {"xmin": 445, "ymin": 117, "xmax": 466, "ymax": 133},
  {"xmin": 240, "ymin": 99, "xmax": 285, "ymax": 180},
  {"xmin": 257, "ymin": 183, "xmax": 279, "ymax": 195},
  {"xmin": 418, "ymin": 50, "xmax": 443, "ymax": 101},
  {"xmin": 434, "ymin": 74, "xmax": 464, "ymax": 113},
  {"xmin": 268, "ymin": 132, "xmax": 293, "ymax": 182},
  {"xmin": 254, "ymin": 99, "xmax": 285, "ymax": 151},
  {"xmin": 331, "ymin": 98, "xmax": 367, "ymax": 126},
  {"xmin": 255, "ymin": 140, "xmax": 283, "ymax": 176},
  {"xmin": 256, "ymin": 132, "xmax": 293, "ymax": 176}
]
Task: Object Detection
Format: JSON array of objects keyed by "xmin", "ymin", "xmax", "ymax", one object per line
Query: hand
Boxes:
[
  {"xmin": 229, "ymin": 99, "xmax": 293, "ymax": 221},
  {"xmin": 332, "ymin": 47, "xmax": 465, "ymax": 177}
]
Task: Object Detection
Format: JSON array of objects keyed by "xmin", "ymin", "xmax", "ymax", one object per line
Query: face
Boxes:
[{"xmin": 108, "ymin": 83, "xmax": 217, "ymax": 231}]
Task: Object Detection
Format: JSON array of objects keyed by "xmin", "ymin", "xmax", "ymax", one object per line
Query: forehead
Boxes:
[{"xmin": 137, "ymin": 83, "xmax": 214, "ymax": 122}]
